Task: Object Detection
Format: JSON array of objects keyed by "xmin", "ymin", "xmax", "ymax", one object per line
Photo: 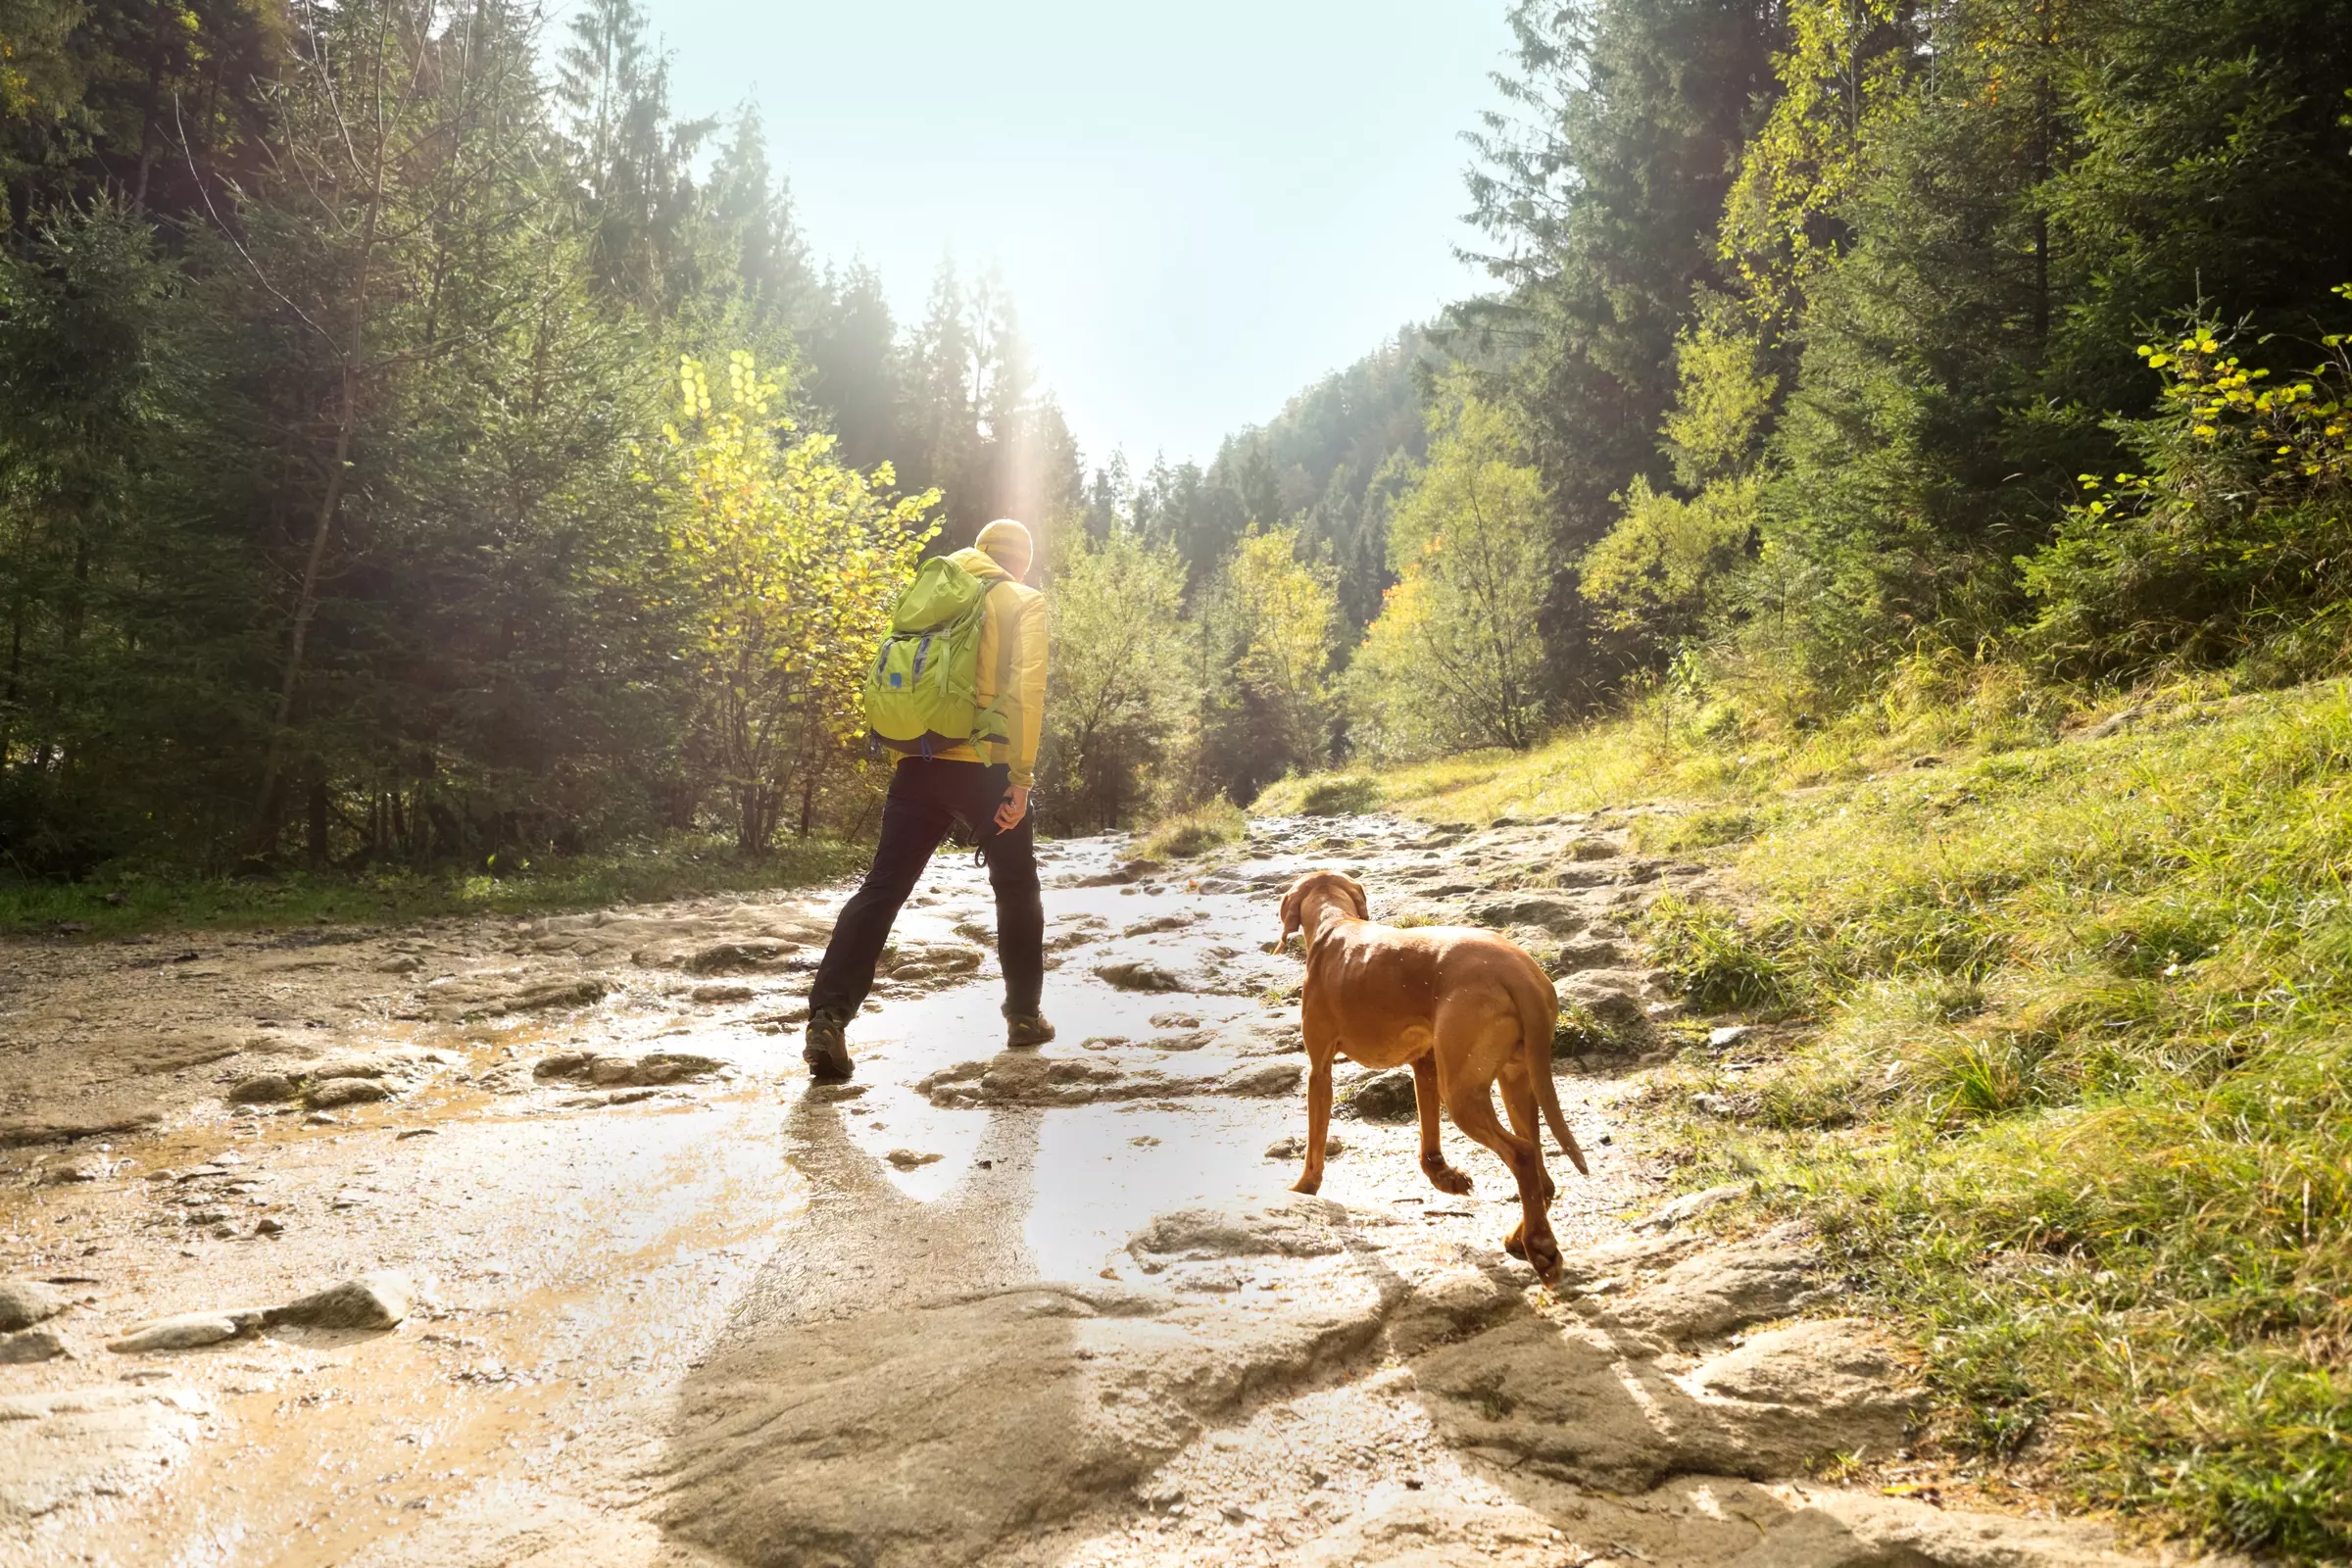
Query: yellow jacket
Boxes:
[{"xmin": 904, "ymin": 547, "xmax": 1048, "ymax": 787}]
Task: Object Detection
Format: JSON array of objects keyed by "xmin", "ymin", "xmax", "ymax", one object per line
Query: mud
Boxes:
[{"xmin": 0, "ymin": 811, "xmax": 2235, "ymax": 1566}]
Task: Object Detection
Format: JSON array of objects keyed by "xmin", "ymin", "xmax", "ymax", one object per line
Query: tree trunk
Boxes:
[{"xmin": 251, "ymin": 9, "xmax": 398, "ymax": 851}]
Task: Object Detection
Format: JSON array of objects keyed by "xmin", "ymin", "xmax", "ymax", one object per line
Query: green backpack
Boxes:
[{"xmin": 862, "ymin": 556, "xmax": 1013, "ymax": 758}]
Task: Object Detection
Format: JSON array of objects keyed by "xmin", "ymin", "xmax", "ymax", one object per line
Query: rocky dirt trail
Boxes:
[{"xmin": 0, "ymin": 814, "xmax": 2231, "ymax": 1567}]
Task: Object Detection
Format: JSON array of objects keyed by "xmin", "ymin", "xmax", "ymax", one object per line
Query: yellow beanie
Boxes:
[{"xmin": 974, "ymin": 517, "xmax": 1034, "ymax": 573}]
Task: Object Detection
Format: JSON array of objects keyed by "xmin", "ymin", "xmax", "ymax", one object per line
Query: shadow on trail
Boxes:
[{"xmin": 656, "ymin": 1057, "xmax": 1119, "ymax": 1567}]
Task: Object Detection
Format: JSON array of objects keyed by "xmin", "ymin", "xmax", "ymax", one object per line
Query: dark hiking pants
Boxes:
[{"xmin": 808, "ymin": 759, "xmax": 1044, "ymax": 1022}]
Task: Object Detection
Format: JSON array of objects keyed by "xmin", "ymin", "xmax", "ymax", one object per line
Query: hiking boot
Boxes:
[
  {"xmin": 1004, "ymin": 1012, "xmax": 1056, "ymax": 1049},
  {"xmin": 803, "ymin": 1012, "xmax": 854, "ymax": 1081}
]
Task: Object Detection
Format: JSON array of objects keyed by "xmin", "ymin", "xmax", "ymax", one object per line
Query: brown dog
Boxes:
[{"xmin": 1275, "ymin": 869, "xmax": 1589, "ymax": 1282}]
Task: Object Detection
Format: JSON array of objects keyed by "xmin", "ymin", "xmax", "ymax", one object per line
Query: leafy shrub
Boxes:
[
  {"xmin": 1136, "ymin": 801, "xmax": 1246, "ymax": 860},
  {"xmin": 2024, "ymin": 297, "xmax": 2352, "ymax": 683},
  {"xmin": 1252, "ymin": 772, "xmax": 1384, "ymax": 817}
]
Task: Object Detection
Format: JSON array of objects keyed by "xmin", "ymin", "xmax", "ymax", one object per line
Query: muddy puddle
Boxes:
[{"xmin": 0, "ymin": 819, "xmax": 2222, "ymax": 1567}]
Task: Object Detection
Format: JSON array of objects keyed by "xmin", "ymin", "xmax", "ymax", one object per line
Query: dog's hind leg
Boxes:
[
  {"xmin": 1499, "ymin": 1065, "xmax": 1557, "ymax": 1208},
  {"xmin": 1442, "ymin": 1051, "xmax": 1562, "ymax": 1285},
  {"xmin": 1411, "ymin": 1054, "xmax": 1473, "ymax": 1196}
]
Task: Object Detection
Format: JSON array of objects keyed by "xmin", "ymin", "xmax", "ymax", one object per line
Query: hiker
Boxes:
[{"xmin": 803, "ymin": 518, "xmax": 1053, "ymax": 1081}]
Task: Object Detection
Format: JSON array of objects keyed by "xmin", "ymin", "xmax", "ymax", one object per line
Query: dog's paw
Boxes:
[{"xmin": 1420, "ymin": 1152, "xmax": 1474, "ymax": 1196}]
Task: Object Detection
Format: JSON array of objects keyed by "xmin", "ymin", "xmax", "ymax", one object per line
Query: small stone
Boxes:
[
  {"xmin": 1708, "ymin": 1024, "xmax": 1751, "ymax": 1050},
  {"xmin": 228, "ymin": 1074, "xmax": 299, "ymax": 1104},
  {"xmin": 40, "ymin": 1159, "xmax": 103, "ymax": 1185},
  {"xmin": 0, "ymin": 1278, "xmax": 66, "ymax": 1332},
  {"xmin": 1340, "ymin": 1068, "xmax": 1418, "ymax": 1123},
  {"xmin": 267, "ymin": 1270, "xmax": 413, "ymax": 1331},
  {"xmin": 302, "ymin": 1112, "xmax": 337, "ymax": 1126},
  {"xmin": 1635, "ymin": 1183, "xmax": 1747, "ymax": 1233},
  {"xmin": 1093, "ymin": 961, "xmax": 1187, "ymax": 993},
  {"xmin": 0, "ymin": 1326, "xmax": 71, "ymax": 1363},
  {"xmin": 1217, "ymin": 1061, "xmax": 1302, "ymax": 1098},
  {"xmin": 305, "ymin": 1077, "xmax": 390, "ymax": 1109},
  {"xmin": 690, "ymin": 982, "xmax": 756, "ymax": 1004},
  {"xmin": 107, "ymin": 1310, "xmax": 260, "ymax": 1352},
  {"xmin": 254, "ymin": 1218, "xmax": 285, "ymax": 1237},
  {"xmin": 1690, "ymin": 1092, "xmax": 1736, "ymax": 1117},
  {"xmin": 1263, "ymin": 1135, "xmax": 1344, "ymax": 1160},
  {"xmin": 885, "ymin": 1150, "xmax": 943, "ymax": 1169}
]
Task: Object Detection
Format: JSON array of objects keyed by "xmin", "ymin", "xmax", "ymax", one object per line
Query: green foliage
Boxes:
[
  {"xmin": 1582, "ymin": 475, "xmax": 1758, "ymax": 639},
  {"xmin": 0, "ymin": 0, "xmax": 1089, "ymax": 881},
  {"xmin": 0, "ymin": 836, "xmax": 864, "ymax": 939},
  {"xmin": 654, "ymin": 353, "xmax": 938, "ymax": 853},
  {"xmin": 1251, "ymin": 772, "xmax": 1384, "ymax": 817},
  {"xmin": 2023, "ymin": 303, "xmax": 2352, "ymax": 681},
  {"xmin": 1038, "ymin": 526, "xmax": 1191, "ymax": 831},
  {"xmin": 1348, "ymin": 386, "xmax": 1553, "ymax": 758},
  {"xmin": 1191, "ymin": 525, "xmax": 1341, "ymax": 801},
  {"xmin": 1135, "ymin": 799, "xmax": 1245, "ymax": 861},
  {"xmin": 1643, "ymin": 683, "xmax": 2352, "ymax": 1556}
]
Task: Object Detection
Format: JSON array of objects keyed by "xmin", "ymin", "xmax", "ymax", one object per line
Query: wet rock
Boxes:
[
  {"xmin": 533, "ymin": 1050, "xmax": 723, "ymax": 1087},
  {"xmin": 0, "ymin": 1326, "xmax": 70, "ymax": 1363},
  {"xmin": 917, "ymin": 1054, "xmax": 1197, "ymax": 1108},
  {"xmin": 1341, "ymin": 1067, "xmax": 1419, "ymax": 1123},
  {"xmin": 1149, "ymin": 1011, "xmax": 1201, "ymax": 1030},
  {"xmin": 663, "ymin": 1280, "xmax": 1385, "ymax": 1568},
  {"xmin": 1467, "ymin": 892, "xmax": 1587, "ymax": 935},
  {"xmin": 1690, "ymin": 1318, "xmax": 1922, "ymax": 1457},
  {"xmin": 1549, "ymin": 938, "xmax": 1631, "ymax": 971},
  {"xmin": 267, "ymin": 1270, "xmax": 413, "ymax": 1331},
  {"xmin": 1605, "ymin": 1238, "xmax": 1828, "ymax": 1343},
  {"xmin": 0, "ymin": 1277, "xmax": 65, "ymax": 1332},
  {"xmin": 1093, "ymin": 960, "xmax": 1188, "ymax": 993},
  {"xmin": 305, "ymin": 1076, "xmax": 390, "ymax": 1109},
  {"xmin": 0, "ymin": 1385, "xmax": 211, "ymax": 1523},
  {"xmin": 1122, "ymin": 912, "xmax": 1201, "ymax": 938},
  {"xmin": 39, "ymin": 1157, "xmax": 105, "ymax": 1184},
  {"xmin": 879, "ymin": 944, "xmax": 985, "ymax": 985},
  {"xmin": 0, "ymin": 1106, "xmax": 163, "ymax": 1149},
  {"xmin": 1217, "ymin": 1061, "xmax": 1302, "ymax": 1098},
  {"xmin": 1381, "ymin": 1266, "xmax": 1528, "ymax": 1358},
  {"xmin": 1728, "ymin": 1485, "xmax": 2187, "ymax": 1567},
  {"xmin": 227, "ymin": 1073, "xmax": 300, "ymax": 1104},
  {"xmin": 1128, "ymin": 1196, "xmax": 1348, "ymax": 1267},
  {"xmin": 1555, "ymin": 970, "xmax": 1655, "ymax": 1047},
  {"xmin": 690, "ymin": 982, "xmax": 756, "ymax": 1004},
  {"xmin": 590, "ymin": 1053, "xmax": 722, "ymax": 1087},
  {"xmin": 107, "ymin": 1310, "xmax": 260, "ymax": 1352},
  {"xmin": 683, "ymin": 940, "xmax": 800, "ymax": 974},
  {"xmin": 1264, "ymin": 1134, "xmax": 1344, "ymax": 1160},
  {"xmin": 885, "ymin": 1150, "xmax": 944, "ymax": 1169}
]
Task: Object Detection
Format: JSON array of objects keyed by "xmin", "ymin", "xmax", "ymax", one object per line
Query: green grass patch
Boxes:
[
  {"xmin": 0, "ymin": 835, "xmax": 867, "ymax": 939},
  {"xmin": 1638, "ymin": 678, "xmax": 2352, "ymax": 1559},
  {"xmin": 1250, "ymin": 772, "xmax": 1386, "ymax": 816},
  {"xmin": 1136, "ymin": 800, "xmax": 1247, "ymax": 861}
]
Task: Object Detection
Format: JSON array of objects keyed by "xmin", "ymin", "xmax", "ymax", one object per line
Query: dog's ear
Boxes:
[
  {"xmin": 1268, "ymin": 879, "xmax": 1304, "ymax": 955},
  {"xmin": 1342, "ymin": 875, "xmax": 1370, "ymax": 921}
]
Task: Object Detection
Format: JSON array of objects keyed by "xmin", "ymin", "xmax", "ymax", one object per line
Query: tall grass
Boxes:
[
  {"xmin": 1337, "ymin": 668, "xmax": 2352, "ymax": 1557},
  {"xmin": 1638, "ymin": 681, "xmax": 2352, "ymax": 1559}
]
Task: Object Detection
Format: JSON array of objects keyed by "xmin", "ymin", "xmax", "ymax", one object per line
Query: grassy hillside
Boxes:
[{"xmin": 1277, "ymin": 674, "xmax": 2352, "ymax": 1560}]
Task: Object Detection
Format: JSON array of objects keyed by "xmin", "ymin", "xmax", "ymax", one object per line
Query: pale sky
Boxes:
[{"xmin": 633, "ymin": 0, "xmax": 1513, "ymax": 470}]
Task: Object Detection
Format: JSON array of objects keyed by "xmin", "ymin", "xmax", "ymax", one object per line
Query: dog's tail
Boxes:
[{"xmin": 1515, "ymin": 961, "xmax": 1590, "ymax": 1176}]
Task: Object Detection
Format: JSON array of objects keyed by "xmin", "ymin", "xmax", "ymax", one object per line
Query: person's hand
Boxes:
[{"xmin": 995, "ymin": 784, "xmax": 1030, "ymax": 831}]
